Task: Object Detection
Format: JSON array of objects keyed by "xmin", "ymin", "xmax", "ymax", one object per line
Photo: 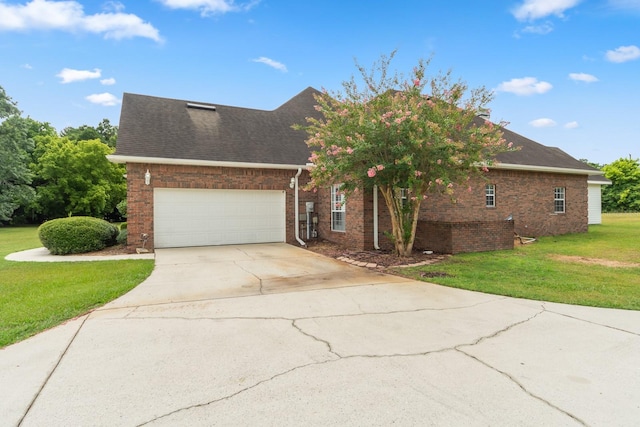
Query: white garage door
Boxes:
[{"xmin": 154, "ymin": 188, "xmax": 286, "ymax": 248}]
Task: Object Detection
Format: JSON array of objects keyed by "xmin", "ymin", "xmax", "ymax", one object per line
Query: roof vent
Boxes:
[{"xmin": 186, "ymin": 102, "xmax": 216, "ymax": 111}]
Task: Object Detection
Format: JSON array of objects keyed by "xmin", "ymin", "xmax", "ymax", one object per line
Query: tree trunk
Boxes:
[{"xmin": 379, "ymin": 185, "xmax": 422, "ymax": 257}]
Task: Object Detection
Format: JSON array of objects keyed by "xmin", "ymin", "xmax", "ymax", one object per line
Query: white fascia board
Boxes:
[
  {"xmin": 107, "ymin": 155, "xmax": 311, "ymax": 171},
  {"xmin": 588, "ymin": 179, "xmax": 612, "ymax": 185},
  {"xmin": 491, "ymin": 162, "xmax": 603, "ymax": 176}
]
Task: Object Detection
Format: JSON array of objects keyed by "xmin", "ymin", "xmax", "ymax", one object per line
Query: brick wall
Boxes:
[
  {"xmin": 417, "ymin": 169, "xmax": 588, "ymax": 238},
  {"xmin": 317, "ymin": 169, "xmax": 588, "ymax": 254},
  {"xmin": 414, "ymin": 220, "xmax": 514, "ymax": 254},
  {"xmin": 125, "ymin": 163, "xmax": 316, "ymax": 251},
  {"xmin": 127, "ymin": 163, "xmax": 588, "ymax": 254},
  {"xmin": 315, "ymin": 187, "xmax": 371, "ymax": 250}
]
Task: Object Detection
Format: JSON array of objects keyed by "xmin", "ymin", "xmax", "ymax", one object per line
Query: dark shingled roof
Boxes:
[
  {"xmin": 114, "ymin": 87, "xmax": 322, "ymax": 166},
  {"xmin": 115, "ymin": 86, "xmax": 598, "ymax": 174},
  {"xmin": 469, "ymin": 116, "xmax": 597, "ymax": 173},
  {"xmin": 496, "ymin": 129, "xmax": 597, "ymax": 172}
]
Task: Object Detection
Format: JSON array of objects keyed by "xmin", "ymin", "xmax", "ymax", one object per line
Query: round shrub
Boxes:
[{"xmin": 38, "ymin": 216, "xmax": 120, "ymax": 255}]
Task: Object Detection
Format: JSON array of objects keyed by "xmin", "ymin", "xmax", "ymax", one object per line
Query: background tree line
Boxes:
[
  {"xmin": 581, "ymin": 157, "xmax": 640, "ymax": 213},
  {"xmin": 1, "ymin": 85, "xmax": 125, "ymax": 225}
]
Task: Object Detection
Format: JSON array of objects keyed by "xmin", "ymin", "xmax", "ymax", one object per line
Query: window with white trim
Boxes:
[
  {"xmin": 331, "ymin": 184, "xmax": 346, "ymax": 232},
  {"xmin": 398, "ymin": 188, "xmax": 408, "ymax": 208},
  {"xmin": 554, "ymin": 187, "xmax": 565, "ymax": 213},
  {"xmin": 485, "ymin": 184, "xmax": 496, "ymax": 208}
]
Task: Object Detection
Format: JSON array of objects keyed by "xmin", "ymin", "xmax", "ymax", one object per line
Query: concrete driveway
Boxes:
[{"xmin": 2, "ymin": 243, "xmax": 639, "ymax": 426}]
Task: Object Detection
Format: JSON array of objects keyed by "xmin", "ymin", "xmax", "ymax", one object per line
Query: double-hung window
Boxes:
[
  {"xmin": 485, "ymin": 184, "xmax": 496, "ymax": 208},
  {"xmin": 554, "ymin": 187, "xmax": 565, "ymax": 213},
  {"xmin": 331, "ymin": 184, "xmax": 346, "ymax": 232}
]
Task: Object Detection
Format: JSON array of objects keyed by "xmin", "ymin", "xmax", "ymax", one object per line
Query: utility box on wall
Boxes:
[{"xmin": 305, "ymin": 202, "xmax": 314, "ymax": 213}]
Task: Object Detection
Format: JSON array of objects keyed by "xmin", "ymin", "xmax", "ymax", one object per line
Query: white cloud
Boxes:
[
  {"xmin": 605, "ymin": 45, "xmax": 640, "ymax": 63},
  {"xmin": 100, "ymin": 77, "xmax": 116, "ymax": 85},
  {"xmin": 158, "ymin": 0, "xmax": 259, "ymax": 16},
  {"xmin": 569, "ymin": 72, "xmax": 598, "ymax": 82},
  {"xmin": 57, "ymin": 67, "xmax": 101, "ymax": 83},
  {"xmin": 103, "ymin": 1, "xmax": 126, "ymax": 13},
  {"xmin": 564, "ymin": 121, "xmax": 579, "ymax": 129},
  {"xmin": 252, "ymin": 56, "xmax": 287, "ymax": 72},
  {"xmin": 85, "ymin": 92, "xmax": 120, "ymax": 106},
  {"xmin": 21, "ymin": 63, "xmax": 33, "ymax": 69},
  {"xmin": 530, "ymin": 118, "xmax": 557, "ymax": 127},
  {"xmin": 495, "ymin": 77, "xmax": 553, "ymax": 95},
  {"xmin": 512, "ymin": 0, "xmax": 582, "ymax": 21},
  {"xmin": 521, "ymin": 22, "xmax": 554, "ymax": 34},
  {"xmin": 0, "ymin": 0, "xmax": 162, "ymax": 42}
]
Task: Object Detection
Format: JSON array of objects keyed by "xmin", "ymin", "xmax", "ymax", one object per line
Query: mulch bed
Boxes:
[{"xmin": 304, "ymin": 239, "xmax": 447, "ymax": 268}]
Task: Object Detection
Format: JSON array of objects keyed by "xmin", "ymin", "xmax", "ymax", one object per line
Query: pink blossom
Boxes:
[
  {"xmin": 346, "ymin": 147, "xmax": 354, "ymax": 154},
  {"xmin": 410, "ymin": 196, "xmax": 417, "ymax": 201},
  {"xmin": 367, "ymin": 167, "xmax": 377, "ymax": 178},
  {"xmin": 414, "ymin": 170, "xmax": 422, "ymax": 177},
  {"xmin": 447, "ymin": 183, "xmax": 453, "ymax": 188},
  {"xmin": 413, "ymin": 79, "xmax": 420, "ymax": 86},
  {"xmin": 435, "ymin": 178, "xmax": 443, "ymax": 185},
  {"xmin": 422, "ymin": 195, "xmax": 428, "ymax": 200},
  {"xmin": 437, "ymin": 159, "xmax": 442, "ymax": 165},
  {"xmin": 376, "ymin": 164, "xmax": 384, "ymax": 171},
  {"xmin": 507, "ymin": 142, "xmax": 513, "ymax": 148}
]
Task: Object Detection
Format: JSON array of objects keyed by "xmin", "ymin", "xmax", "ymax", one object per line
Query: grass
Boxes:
[
  {"xmin": 0, "ymin": 226, "xmax": 154, "ymax": 348},
  {"xmin": 398, "ymin": 213, "xmax": 640, "ymax": 310}
]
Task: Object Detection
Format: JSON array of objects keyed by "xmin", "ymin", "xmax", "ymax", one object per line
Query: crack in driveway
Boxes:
[
  {"xmin": 135, "ymin": 302, "xmax": 585, "ymax": 426},
  {"xmin": 17, "ymin": 315, "xmax": 91, "ymax": 427}
]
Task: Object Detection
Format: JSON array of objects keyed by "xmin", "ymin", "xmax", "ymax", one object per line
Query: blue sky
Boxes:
[{"xmin": 1, "ymin": 0, "xmax": 638, "ymax": 165}]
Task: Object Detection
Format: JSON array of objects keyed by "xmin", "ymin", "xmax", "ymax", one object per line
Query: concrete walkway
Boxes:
[{"xmin": 1, "ymin": 244, "xmax": 639, "ymax": 426}]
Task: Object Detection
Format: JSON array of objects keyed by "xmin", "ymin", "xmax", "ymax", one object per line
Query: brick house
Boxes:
[{"xmin": 109, "ymin": 87, "xmax": 601, "ymax": 254}]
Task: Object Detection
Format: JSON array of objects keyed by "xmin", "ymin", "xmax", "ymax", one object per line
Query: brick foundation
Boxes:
[{"xmin": 414, "ymin": 220, "xmax": 514, "ymax": 254}]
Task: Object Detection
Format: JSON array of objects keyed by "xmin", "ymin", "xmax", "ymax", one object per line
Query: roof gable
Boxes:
[{"xmin": 114, "ymin": 87, "xmax": 323, "ymax": 166}]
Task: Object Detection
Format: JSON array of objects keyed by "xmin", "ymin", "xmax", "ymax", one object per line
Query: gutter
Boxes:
[
  {"xmin": 491, "ymin": 163, "xmax": 604, "ymax": 176},
  {"xmin": 294, "ymin": 168, "xmax": 306, "ymax": 247},
  {"xmin": 107, "ymin": 154, "xmax": 311, "ymax": 171}
]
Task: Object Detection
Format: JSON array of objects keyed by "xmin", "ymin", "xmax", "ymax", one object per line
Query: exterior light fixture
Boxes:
[
  {"xmin": 289, "ymin": 177, "xmax": 295, "ymax": 189},
  {"xmin": 144, "ymin": 169, "xmax": 151, "ymax": 186}
]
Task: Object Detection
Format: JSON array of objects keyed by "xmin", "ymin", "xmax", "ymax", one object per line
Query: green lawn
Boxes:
[
  {"xmin": 0, "ymin": 226, "xmax": 154, "ymax": 348},
  {"xmin": 398, "ymin": 213, "xmax": 640, "ymax": 310}
]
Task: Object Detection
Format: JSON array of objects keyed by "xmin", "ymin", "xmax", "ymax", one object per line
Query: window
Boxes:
[
  {"xmin": 331, "ymin": 184, "xmax": 346, "ymax": 232},
  {"xmin": 554, "ymin": 187, "xmax": 565, "ymax": 213},
  {"xmin": 485, "ymin": 184, "xmax": 496, "ymax": 208},
  {"xmin": 398, "ymin": 188, "xmax": 408, "ymax": 208}
]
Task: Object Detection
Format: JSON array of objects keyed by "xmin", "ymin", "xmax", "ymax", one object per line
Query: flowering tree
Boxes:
[{"xmin": 298, "ymin": 52, "xmax": 513, "ymax": 256}]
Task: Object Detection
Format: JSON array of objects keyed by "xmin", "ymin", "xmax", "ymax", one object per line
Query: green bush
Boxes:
[
  {"xmin": 119, "ymin": 222, "xmax": 127, "ymax": 230},
  {"xmin": 38, "ymin": 217, "xmax": 120, "ymax": 255},
  {"xmin": 117, "ymin": 229, "xmax": 128, "ymax": 245},
  {"xmin": 116, "ymin": 199, "xmax": 127, "ymax": 218}
]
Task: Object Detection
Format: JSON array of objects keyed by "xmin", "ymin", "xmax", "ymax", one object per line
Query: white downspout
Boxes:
[
  {"xmin": 373, "ymin": 185, "xmax": 380, "ymax": 250},
  {"xmin": 294, "ymin": 168, "xmax": 306, "ymax": 246}
]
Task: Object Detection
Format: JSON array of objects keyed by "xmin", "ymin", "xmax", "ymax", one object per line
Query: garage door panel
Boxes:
[{"xmin": 154, "ymin": 189, "xmax": 285, "ymax": 248}]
